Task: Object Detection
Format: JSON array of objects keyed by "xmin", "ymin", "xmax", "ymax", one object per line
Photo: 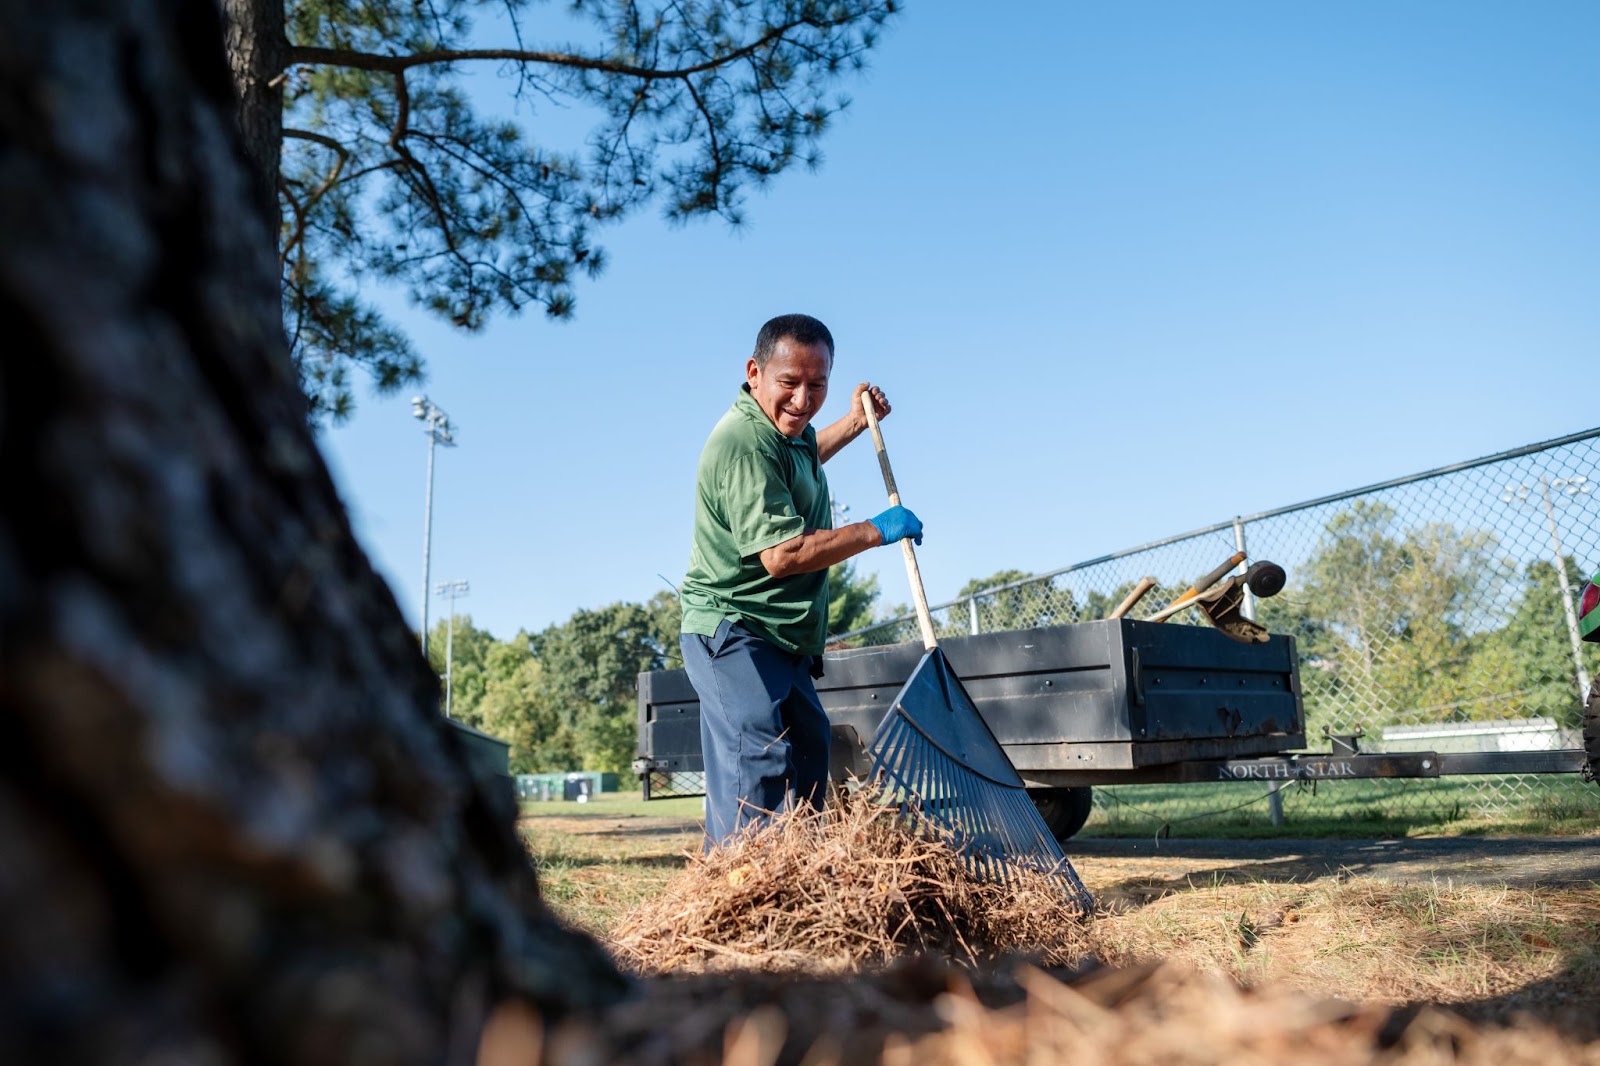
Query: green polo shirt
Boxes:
[{"xmin": 680, "ymin": 385, "xmax": 833, "ymax": 655}]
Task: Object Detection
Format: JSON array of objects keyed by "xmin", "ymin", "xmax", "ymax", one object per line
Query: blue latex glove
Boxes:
[{"xmin": 869, "ymin": 505, "xmax": 923, "ymax": 546}]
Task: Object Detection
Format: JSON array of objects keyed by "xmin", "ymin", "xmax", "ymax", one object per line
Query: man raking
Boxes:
[{"xmin": 679, "ymin": 313, "xmax": 923, "ymax": 847}]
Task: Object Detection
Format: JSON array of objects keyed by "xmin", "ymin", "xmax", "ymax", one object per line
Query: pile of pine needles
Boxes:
[{"xmin": 607, "ymin": 792, "xmax": 1092, "ymax": 975}]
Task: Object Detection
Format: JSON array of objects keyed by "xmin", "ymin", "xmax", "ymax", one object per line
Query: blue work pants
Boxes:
[{"xmin": 679, "ymin": 619, "xmax": 829, "ymax": 848}]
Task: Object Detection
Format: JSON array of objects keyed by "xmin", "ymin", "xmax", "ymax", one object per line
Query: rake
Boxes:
[{"xmin": 858, "ymin": 394, "xmax": 1093, "ymax": 913}]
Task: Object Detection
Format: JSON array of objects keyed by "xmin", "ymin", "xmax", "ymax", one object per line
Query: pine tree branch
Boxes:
[
  {"xmin": 385, "ymin": 71, "xmax": 465, "ymax": 267},
  {"xmin": 280, "ymin": 229, "xmax": 318, "ymax": 359},
  {"xmin": 286, "ymin": 14, "xmax": 853, "ymax": 81},
  {"xmin": 401, "ymin": 129, "xmax": 553, "ymax": 279},
  {"xmin": 281, "ymin": 128, "xmax": 350, "ymax": 264},
  {"xmin": 383, "ymin": 73, "xmax": 539, "ymax": 319},
  {"xmin": 683, "ymin": 78, "xmax": 723, "ymax": 209},
  {"xmin": 278, "ymin": 173, "xmax": 307, "ymax": 274}
]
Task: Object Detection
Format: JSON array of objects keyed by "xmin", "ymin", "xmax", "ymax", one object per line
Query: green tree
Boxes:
[
  {"xmin": 221, "ymin": 0, "xmax": 899, "ymax": 417},
  {"xmin": 476, "ymin": 637, "xmax": 580, "ymax": 772},
  {"xmin": 425, "ymin": 612, "xmax": 497, "ymax": 723},
  {"xmin": 1380, "ymin": 521, "xmax": 1509, "ymax": 720},
  {"xmin": 1259, "ymin": 501, "xmax": 1514, "ymax": 729},
  {"xmin": 645, "ymin": 588, "xmax": 683, "ymax": 665},
  {"xmin": 826, "ymin": 560, "xmax": 880, "ymax": 638},
  {"xmin": 957, "ymin": 568, "xmax": 1071, "ymax": 635},
  {"xmin": 531, "ymin": 598, "xmax": 678, "ymax": 771},
  {"xmin": 1469, "ymin": 557, "xmax": 1600, "ymax": 722}
]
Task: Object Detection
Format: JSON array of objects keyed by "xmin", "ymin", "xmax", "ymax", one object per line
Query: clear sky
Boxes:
[{"xmin": 315, "ymin": 1, "xmax": 1597, "ymax": 642}]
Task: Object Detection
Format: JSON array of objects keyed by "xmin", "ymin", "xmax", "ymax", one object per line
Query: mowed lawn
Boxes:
[{"xmin": 519, "ymin": 793, "xmax": 703, "ymax": 932}]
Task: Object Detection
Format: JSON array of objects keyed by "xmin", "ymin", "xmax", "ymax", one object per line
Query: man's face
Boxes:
[{"xmin": 746, "ymin": 336, "xmax": 832, "ymax": 438}]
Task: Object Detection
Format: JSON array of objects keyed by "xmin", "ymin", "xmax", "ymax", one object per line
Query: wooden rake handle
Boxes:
[{"xmin": 860, "ymin": 392, "xmax": 938, "ymax": 651}]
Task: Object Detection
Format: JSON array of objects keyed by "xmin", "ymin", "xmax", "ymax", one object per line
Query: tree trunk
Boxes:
[
  {"xmin": 0, "ymin": 3, "xmax": 627, "ymax": 1064},
  {"xmin": 221, "ymin": 0, "xmax": 287, "ymax": 230}
]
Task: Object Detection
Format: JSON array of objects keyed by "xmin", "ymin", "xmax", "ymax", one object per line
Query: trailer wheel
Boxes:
[
  {"xmin": 1583, "ymin": 678, "xmax": 1599, "ymax": 783},
  {"xmin": 1032, "ymin": 787, "xmax": 1094, "ymax": 842}
]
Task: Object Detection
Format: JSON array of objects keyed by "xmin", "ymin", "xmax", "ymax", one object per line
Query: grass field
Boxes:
[
  {"xmin": 519, "ymin": 793, "xmax": 702, "ymax": 932},
  {"xmin": 1086, "ymin": 775, "xmax": 1600, "ymax": 838},
  {"xmin": 521, "ymin": 773, "xmax": 1600, "ymax": 845}
]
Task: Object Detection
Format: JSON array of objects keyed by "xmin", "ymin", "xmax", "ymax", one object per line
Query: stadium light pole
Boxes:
[
  {"xmin": 411, "ymin": 395, "xmax": 456, "ymax": 658},
  {"xmin": 1501, "ymin": 475, "xmax": 1592, "ymax": 701},
  {"xmin": 435, "ymin": 579, "xmax": 470, "ymax": 718}
]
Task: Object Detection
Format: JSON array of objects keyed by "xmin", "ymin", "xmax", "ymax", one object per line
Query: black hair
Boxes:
[{"xmin": 752, "ymin": 313, "xmax": 834, "ymax": 367}]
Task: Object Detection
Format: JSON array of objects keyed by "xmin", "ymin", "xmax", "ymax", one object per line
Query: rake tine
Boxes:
[
  {"xmin": 972, "ymin": 771, "xmax": 998, "ymax": 845},
  {"xmin": 970, "ymin": 776, "xmax": 990, "ymax": 847},
  {"xmin": 916, "ymin": 735, "xmax": 933, "ymax": 808},
  {"xmin": 910, "ymin": 740, "xmax": 926, "ymax": 809},
  {"xmin": 895, "ymin": 721, "xmax": 915, "ymax": 799},
  {"xmin": 866, "ymin": 650, "xmax": 1094, "ymax": 910},
  {"xmin": 884, "ymin": 720, "xmax": 905, "ymax": 788}
]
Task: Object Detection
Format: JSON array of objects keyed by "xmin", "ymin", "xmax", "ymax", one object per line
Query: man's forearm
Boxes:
[
  {"xmin": 758, "ymin": 522, "xmax": 882, "ymax": 578},
  {"xmin": 815, "ymin": 410, "xmax": 867, "ymax": 464}
]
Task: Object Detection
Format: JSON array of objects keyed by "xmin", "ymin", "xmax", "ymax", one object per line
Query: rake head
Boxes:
[{"xmin": 867, "ymin": 649, "xmax": 1094, "ymax": 914}]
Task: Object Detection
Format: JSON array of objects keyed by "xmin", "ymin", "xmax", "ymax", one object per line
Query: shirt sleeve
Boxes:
[{"xmin": 720, "ymin": 449, "xmax": 806, "ymax": 558}]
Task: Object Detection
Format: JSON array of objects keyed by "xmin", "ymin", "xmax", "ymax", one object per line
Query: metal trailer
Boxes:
[{"xmin": 633, "ymin": 619, "xmax": 1599, "ymax": 841}]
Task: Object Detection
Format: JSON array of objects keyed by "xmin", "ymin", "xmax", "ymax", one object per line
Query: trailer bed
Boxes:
[{"xmin": 635, "ymin": 618, "xmax": 1306, "ymax": 796}]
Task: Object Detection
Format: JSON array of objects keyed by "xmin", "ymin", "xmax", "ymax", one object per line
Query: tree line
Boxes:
[
  {"xmin": 432, "ymin": 561, "xmax": 880, "ymax": 773},
  {"xmin": 1254, "ymin": 501, "xmax": 1597, "ymax": 731}
]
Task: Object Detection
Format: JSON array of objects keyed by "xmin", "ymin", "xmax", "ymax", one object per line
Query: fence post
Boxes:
[
  {"xmin": 969, "ymin": 595, "xmax": 980, "ymax": 636},
  {"xmin": 1539, "ymin": 475, "xmax": 1593, "ymax": 701},
  {"xmin": 1237, "ymin": 514, "xmax": 1283, "ymax": 824},
  {"xmin": 1233, "ymin": 516, "xmax": 1256, "ymax": 622}
]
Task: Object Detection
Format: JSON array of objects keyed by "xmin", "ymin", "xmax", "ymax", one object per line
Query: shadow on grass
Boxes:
[
  {"xmin": 517, "ymin": 810, "xmax": 701, "ymax": 832},
  {"xmin": 530, "ymin": 853, "xmax": 691, "ymax": 872},
  {"xmin": 1073, "ymin": 837, "xmax": 1600, "ymax": 905},
  {"xmin": 1087, "ymin": 858, "xmax": 1327, "ymax": 911},
  {"xmin": 552, "ymin": 822, "xmax": 700, "ymax": 839},
  {"xmin": 1441, "ymin": 939, "xmax": 1600, "ymax": 1042}
]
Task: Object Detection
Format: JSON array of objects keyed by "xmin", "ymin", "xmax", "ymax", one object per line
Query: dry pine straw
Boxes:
[
  {"xmin": 609, "ymin": 799, "xmax": 1598, "ymax": 1015},
  {"xmin": 1089, "ymin": 873, "xmax": 1600, "ymax": 1010},
  {"xmin": 607, "ymin": 795, "xmax": 1092, "ymax": 975},
  {"xmin": 556, "ymin": 797, "xmax": 1600, "ymax": 1065},
  {"xmin": 486, "ymin": 958, "xmax": 1600, "ymax": 1066}
]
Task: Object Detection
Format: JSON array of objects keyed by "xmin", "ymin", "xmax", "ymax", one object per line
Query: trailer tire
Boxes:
[
  {"xmin": 1583, "ymin": 678, "xmax": 1599, "ymax": 783},
  {"xmin": 1032, "ymin": 787, "xmax": 1095, "ymax": 843}
]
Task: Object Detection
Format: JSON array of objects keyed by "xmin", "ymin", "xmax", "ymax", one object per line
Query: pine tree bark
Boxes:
[
  {"xmin": 221, "ymin": 0, "xmax": 287, "ymax": 229},
  {"xmin": 0, "ymin": 3, "xmax": 627, "ymax": 1064}
]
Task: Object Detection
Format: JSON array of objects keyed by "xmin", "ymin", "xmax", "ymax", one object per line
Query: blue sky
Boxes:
[{"xmin": 315, "ymin": 1, "xmax": 1597, "ymax": 642}]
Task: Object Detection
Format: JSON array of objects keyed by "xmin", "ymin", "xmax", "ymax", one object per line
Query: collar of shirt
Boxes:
[{"xmin": 734, "ymin": 384, "xmax": 817, "ymax": 450}]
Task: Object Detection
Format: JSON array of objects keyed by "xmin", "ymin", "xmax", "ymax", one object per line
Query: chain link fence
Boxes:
[
  {"xmin": 835, "ymin": 428, "xmax": 1600, "ymax": 832},
  {"xmin": 641, "ymin": 766, "xmax": 704, "ymax": 801}
]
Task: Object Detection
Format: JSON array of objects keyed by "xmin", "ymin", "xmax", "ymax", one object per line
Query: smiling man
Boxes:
[{"xmin": 679, "ymin": 313, "xmax": 923, "ymax": 847}]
